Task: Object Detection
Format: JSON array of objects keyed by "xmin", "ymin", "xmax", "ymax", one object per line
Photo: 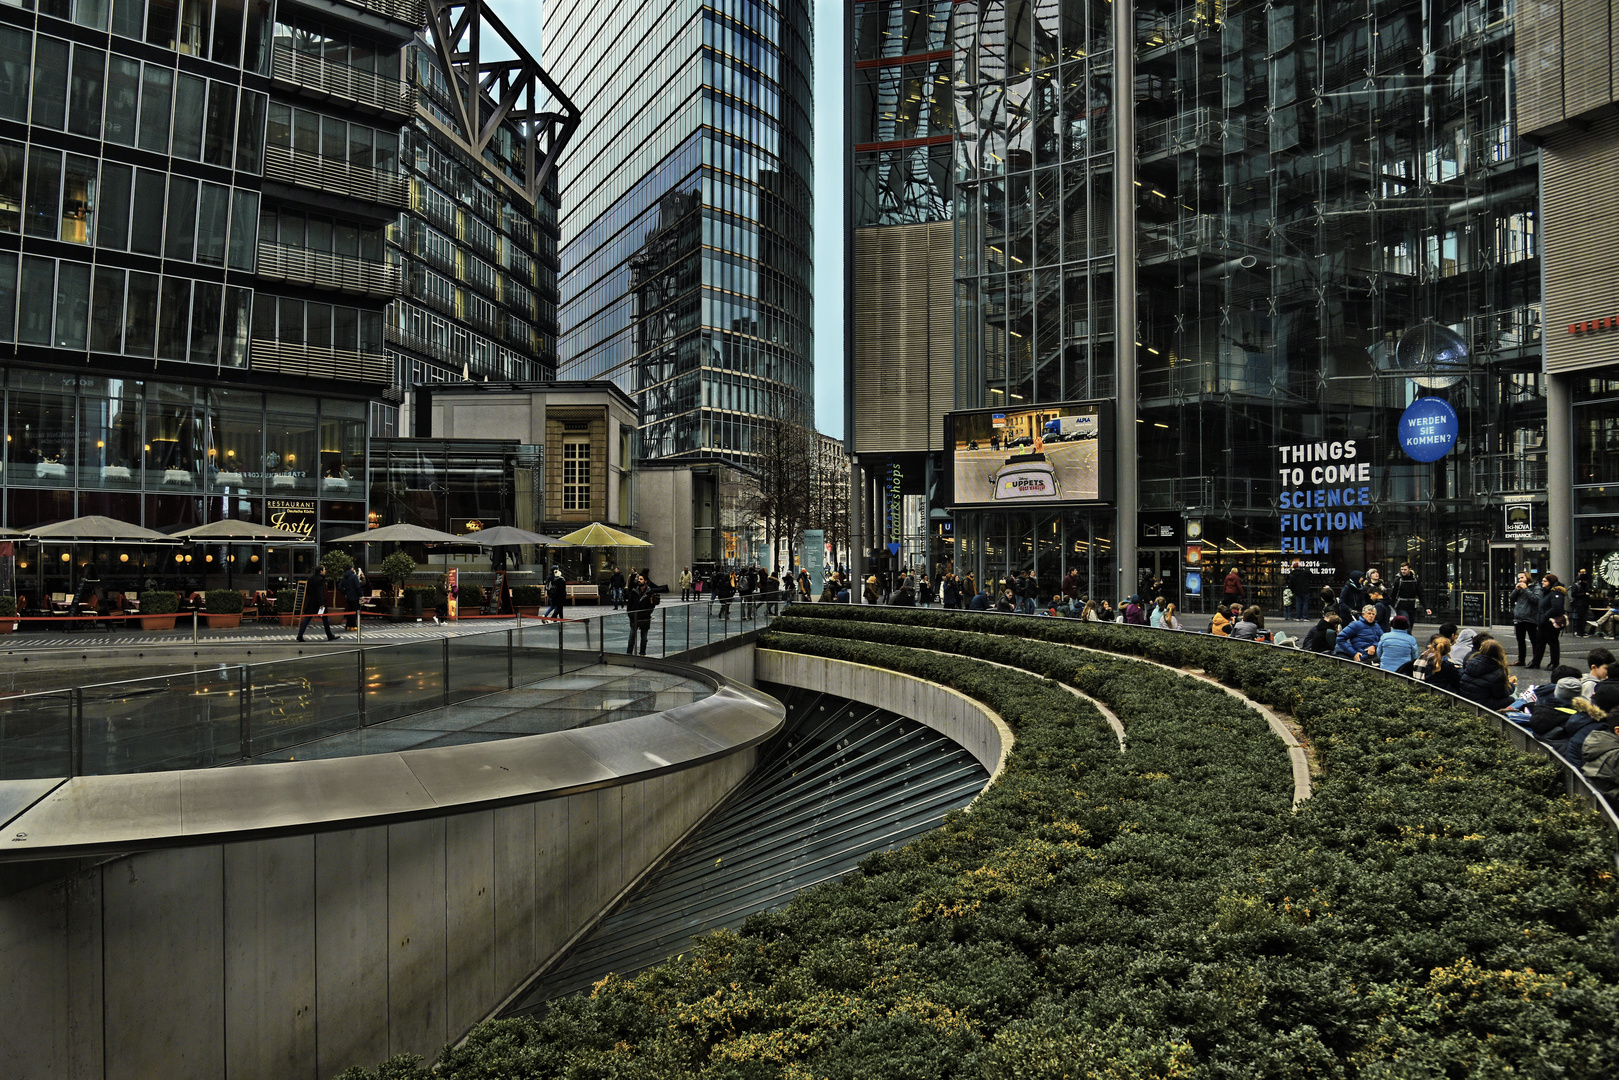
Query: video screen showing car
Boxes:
[{"xmin": 947, "ymin": 402, "xmax": 1109, "ymax": 506}]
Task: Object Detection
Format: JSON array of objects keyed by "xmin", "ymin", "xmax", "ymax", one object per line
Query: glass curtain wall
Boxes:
[{"xmin": 952, "ymin": 0, "xmax": 1118, "ymax": 598}]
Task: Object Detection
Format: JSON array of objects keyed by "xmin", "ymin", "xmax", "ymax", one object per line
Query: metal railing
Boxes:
[
  {"xmin": 271, "ymin": 44, "xmax": 416, "ymax": 118},
  {"xmin": 257, "ymin": 240, "xmax": 403, "ymax": 296},
  {"xmin": 264, "ymin": 144, "xmax": 409, "ymax": 208},
  {"xmin": 0, "ymin": 601, "xmax": 780, "ymax": 781}
]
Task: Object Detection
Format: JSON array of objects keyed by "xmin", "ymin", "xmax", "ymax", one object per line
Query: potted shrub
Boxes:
[
  {"xmin": 274, "ymin": 589, "xmax": 298, "ymax": 626},
  {"xmin": 0, "ymin": 594, "xmax": 15, "ymax": 634},
  {"xmin": 320, "ymin": 550, "xmax": 354, "ymax": 614},
  {"xmin": 459, "ymin": 583, "xmax": 485, "ymax": 615},
  {"xmin": 204, "ymin": 589, "xmax": 244, "ymax": 628},
  {"xmin": 380, "ymin": 551, "xmax": 417, "ymax": 620},
  {"xmin": 512, "ymin": 584, "xmax": 546, "ymax": 617},
  {"xmin": 138, "ymin": 590, "xmax": 180, "ymax": 631},
  {"xmin": 403, "ymin": 584, "xmax": 436, "ymax": 621}
]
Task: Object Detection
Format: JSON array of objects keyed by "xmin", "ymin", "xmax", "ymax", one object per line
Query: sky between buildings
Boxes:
[{"xmin": 490, "ymin": 0, "xmax": 847, "ymax": 440}]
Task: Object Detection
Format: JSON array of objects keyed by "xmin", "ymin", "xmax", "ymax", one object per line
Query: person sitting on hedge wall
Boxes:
[
  {"xmin": 1230, "ymin": 605, "xmax": 1266, "ymax": 641},
  {"xmin": 1377, "ymin": 615, "xmax": 1422, "ymax": 674},
  {"xmin": 1416, "ymin": 634, "xmax": 1462, "ymax": 691},
  {"xmin": 1301, "ymin": 611, "xmax": 1340, "ymax": 653},
  {"xmin": 1458, "ymin": 639, "xmax": 1516, "ymax": 710},
  {"xmin": 1335, "ymin": 604, "xmax": 1385, "ymax": 662},
  {"xmin": 1578, "ymin": 708, "xmax": 1619, "ymax": 796},
  {"xmin": 1583, "ymin": 647, "xmax": 1614, "ymax": 700}
]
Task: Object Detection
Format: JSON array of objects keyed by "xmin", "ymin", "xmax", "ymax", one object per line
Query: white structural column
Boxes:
[{"xmin": 1113, "ymin": 0, "xmax": 1138, "ymax": 595}]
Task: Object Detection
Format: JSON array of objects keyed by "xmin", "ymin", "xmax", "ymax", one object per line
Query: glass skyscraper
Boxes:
[{"xmin": 545, "ymin": 0, "xmax": 815, "ymax": 465}]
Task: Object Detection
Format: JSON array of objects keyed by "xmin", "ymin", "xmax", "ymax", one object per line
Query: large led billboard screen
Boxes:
[{"xmin": 944, "ymin": 400, "xmax": 1114, "ymax": 507}]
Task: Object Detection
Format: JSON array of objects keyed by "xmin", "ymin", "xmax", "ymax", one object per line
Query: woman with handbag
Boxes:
[{"xmin": 1530, "ymin": 573, "xmax": 1569, "ymax": 670}]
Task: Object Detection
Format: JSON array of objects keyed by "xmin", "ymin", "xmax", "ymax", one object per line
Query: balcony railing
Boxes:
[
  {"xmin": 257, "ymin": 241, "xmax": 402, "ymax": 297},
  {"xmin": 250, "ymin": 338, "xmax": 393, "ymax": 385},
  {"xmin": 271, "ymin": 43, "xmax": 416, "ymax": 118},
  {"xmin": 264, "ymin": 144, "xmax": 409, "ymax": 209}
]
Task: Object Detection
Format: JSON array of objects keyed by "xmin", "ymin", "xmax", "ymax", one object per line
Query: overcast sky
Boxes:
[{"xmin": 488, "ymin": 0, "xmax": 846, "ymax": 440}]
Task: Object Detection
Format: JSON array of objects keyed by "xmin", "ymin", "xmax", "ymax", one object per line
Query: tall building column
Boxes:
[
  {"xmin": 1546, "ymin": 372, "xmax": 1573, "ymax": 577},
  {"xmin": 849, "ymin": 458, "xmax": 866, "ymax": 602},
  {"xmin": 1113, "ymin": 0, "xmax": 1138, "ymax": 599}
]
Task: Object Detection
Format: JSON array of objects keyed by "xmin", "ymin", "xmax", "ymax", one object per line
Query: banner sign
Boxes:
[
  {"xmin": 802, "ymin": 529, "xmax": 824, "ymax": 590},
  {"xmin": 1276, "ymin": 439, "xmax": 1370, "ymax": 555}
]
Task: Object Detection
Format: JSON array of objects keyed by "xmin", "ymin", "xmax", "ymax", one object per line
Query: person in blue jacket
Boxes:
[
  {"xmin": 1377, "ymin": 614, "xmax": 1421, "ymax": 673},
  {"xmin": 1335, "ymin": 604, "xmax": 1385, "ymax": 662}
]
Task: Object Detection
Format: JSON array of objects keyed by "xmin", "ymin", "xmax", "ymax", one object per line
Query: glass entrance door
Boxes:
[
  {"xmin": 1137, "ymin": 547, "xmax": 1179, "ymax": 606},
  {"xmin": 1489, "ymin": 544, "xmax": 1550, "ymax": 623}
]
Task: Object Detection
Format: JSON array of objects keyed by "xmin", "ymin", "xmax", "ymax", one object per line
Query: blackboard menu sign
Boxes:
[{"xmin": 1461, "ymin": 591, "xmax": 1487, "ymax": 627}]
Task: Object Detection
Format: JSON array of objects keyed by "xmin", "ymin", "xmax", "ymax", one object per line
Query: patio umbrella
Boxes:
[
  {"xmin": 468, "ymin": 526, "xmax": 569, "ymax": 547},
  {"xmin": 552, "ymin": 522, "xmax": 651, "ymax": 547},
  {"xmin": 326, "ymin": 523, "xmax": 467, "ymax": 545},
  {"xmin": 28, "ymin": 515, "xmax": 179, "ymax": 543},
  {"xmin": 168, "ymin": 520, "xmax": 311, "ymax": 542}
]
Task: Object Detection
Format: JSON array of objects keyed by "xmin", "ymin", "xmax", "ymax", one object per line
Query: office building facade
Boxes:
[
  {"xmin": 0, "ymin": 0, "xmax": 575, "ymax": 598},
  {"xmin": 545, "ymin": 0, "xmax": 815, "ymax": 466},
  {"xmin": 853, "ymin": 0, "xmax": 1576, "ymax": 619}
]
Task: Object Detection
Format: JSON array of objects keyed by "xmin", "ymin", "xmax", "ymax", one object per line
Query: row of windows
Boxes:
[
  {"xmin": 260, "ymin": 205, "xmax": 385, "ymax": 263},
  {"xmin": 701, "ymin": 10, "xmax": 779, "ymax": 85},
  {"xmin": 389, "ymin": 302, "xmax": 538, "ymax": 382},
  {"xmin": 271, "ymin": 15, "xmax": 401, "ymax": 81},
  {"xmin": 0, "ymin": 28, "xmax": 267, "ymax": 172},
  {"xmin": 0, "ymin": 141, "xmax": 258, "ymax": 267},
  {"xmin": 266, "ymin": 102, "xmax": 398, "ymax": 175},
  {"xmin": 409, "ymin": 132, "xmax": 542, "ymax": 260},
  {"xmin": 0, "ymin": 251, "xmax": 251, "ymax": 365},
  {"xmin": 249, "ymin": 292, "xmax": 384, "ymax": 355},
  {"xmin": 17, "ymin": 0, "xmax": 272, "ymax": 73}
]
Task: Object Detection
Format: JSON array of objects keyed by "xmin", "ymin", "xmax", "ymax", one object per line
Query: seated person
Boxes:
[
  {"xmin": 1416, "ymin": 634, "xmax": 1462, "ymax": 692},
  {"xmin": 1335, "ymin": 605, "xmax": 1384, "ymax": 662},
  {"xmin": 1300, "ymin": 612, "xmax": 1341, "ymax": 653},
  {"xmin": 1578, "ymin": 710, "xmax": 1619, "ymax": 794},
  {"xmin": 1230, "ymin": 605, "xmax": 1266, "ymax": 641},
  {"xmin": 1377, "ymin": 615, "xmax": 1421, "ymax": 674},
  {"xmin": 1457, "ymin": 640, "xmax": 1517, "ymax": 711},
  {"xmin": 1582, "ymin": 647, "xmax": 1614, "ymax": 700},
  {"xmin": 968, "ymin": 589, "xmax": 991, "ymax": 611},
  {"xmin": 1211, "ymin": 603, "xmax": 1239, "ymax": 637},
  {"xmin": 1526, "ymin": 677, "xmax": 1587, "ymax": 739}
]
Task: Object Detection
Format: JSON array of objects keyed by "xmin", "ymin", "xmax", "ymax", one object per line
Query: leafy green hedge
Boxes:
[{"xmin": 339, "ymin": 608, "xmax": 1619, "ymax": 1079}]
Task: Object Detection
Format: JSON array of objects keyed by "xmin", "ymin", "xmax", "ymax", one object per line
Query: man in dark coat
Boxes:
[
  {"xmin": 624, "ymin": 573, "xmax": 654, "ymax": 655},
  {"xmin": 1287, "ymin": 561, "xmax": 1311, "ymax": 620},
  {"xmin": 339, "ymin": 565, "xmax": 362, "ymax": 630},
  {"xmin": 297, "ymin": 565, "xmax": 337, "ymax": 642}
]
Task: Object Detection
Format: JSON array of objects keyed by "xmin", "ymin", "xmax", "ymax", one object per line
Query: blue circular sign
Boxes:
[{"xmin": 1398, "ymin": 397, "xmax": 1459, "ymax": 462}]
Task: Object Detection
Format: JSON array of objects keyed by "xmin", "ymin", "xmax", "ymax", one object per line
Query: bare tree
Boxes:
[
  {"xmin": 745, "ymin": 390, "xmax": 815, "ymax": 572},
  {"xmin": 807, "ymin": 435, "xmax": 850, "ymax": 571}
]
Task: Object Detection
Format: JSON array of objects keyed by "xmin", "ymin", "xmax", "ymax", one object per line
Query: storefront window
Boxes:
[
  {"xmin": 143, "ymin": 387, "xmax": 204, "ymax": 490},
  {"xmin": 318, "ymin": 415, "xmax": 364, "ymax": 497},
  {"xmin": 264, "ymin": 410, "xmax": 317, "ymax": 496},
  {"xmin": 6, "ymin": 381, "xmax": 77, "ymax": 488},
  {"xmin": 1575, "ymin": 395, "xmax": 1619, "ymax": 486},
  {"xmin": 80, "ymin": 388, "xmax": 143, "ymax": 489},
  {"xmin": 209, "ymin": 410, "xmax": 261, "ymax": 491}
]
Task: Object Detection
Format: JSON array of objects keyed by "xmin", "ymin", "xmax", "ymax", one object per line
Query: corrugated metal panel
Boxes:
[
  {"xmin": 852, "ymin": 221, "xmax": 954, "ymax": 454},
  {"xmin": 1516, "ymin": 0, "xmax": 1565, "ymax": 135},
  {"xmin": 1562, "ymin": 0, "xmax": 1614, "ymax": 118},
  {"xmin": 1541, "ymin": 115, "xmax": 1619, "ymax": 374}
]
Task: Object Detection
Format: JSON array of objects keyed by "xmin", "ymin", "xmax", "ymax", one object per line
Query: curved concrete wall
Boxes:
[
  {"xmin": 756, "ymin": 650, "xmax": 1013, "ymax": 785},
  {"xmin": 0, "ymin": 669, "xmax": 782, "ymax": 1080}
]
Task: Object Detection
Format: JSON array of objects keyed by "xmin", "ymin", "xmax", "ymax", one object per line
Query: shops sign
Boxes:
[
  {"xmin": 266, "ymin": 499, "xmax": 316, "ymax": 540},
  {"xmin": 1503, "ymin": 502, "xmax": 1534, "ymax": 540}
]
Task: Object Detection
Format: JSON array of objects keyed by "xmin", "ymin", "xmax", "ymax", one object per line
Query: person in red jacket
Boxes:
[{"xmin": 1223, "ymin": 567, "xmax": 1245, "ymax": 604}]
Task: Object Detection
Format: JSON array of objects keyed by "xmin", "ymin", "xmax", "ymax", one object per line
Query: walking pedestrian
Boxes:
[
  {"xmin": 296, "ymin": 565, "xmax": 337, "ymax": 642},
  {"xmin": 1394, "ymin": 561, "xmax": 1427, "ymax": 633},
  {"xmin": 678, "ymin": 566, "xmax": 693, "ymax": 602}
]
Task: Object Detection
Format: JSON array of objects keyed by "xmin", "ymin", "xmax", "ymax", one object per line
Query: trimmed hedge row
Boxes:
[{"xmin": 339, "ymin": 608, "xmax": 1619, "ymax": 1080}]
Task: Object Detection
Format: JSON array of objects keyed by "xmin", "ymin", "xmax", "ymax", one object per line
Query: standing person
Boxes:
[
  {"xmin": 1530, "ymin": 573, "xmax": 1569, "ymax": 670},
  {"xmin": 624, "ymin": 573, "xmax": 654, "ymax": 655},
  {"xmin": 296, "ymin": 565, "xmax": 337, "ymax": 642},
  {"xmin": 918, "ymin": 574, "xmax": 934, "ymax": 608},
  {"xmin": 608, "ymin": 567, "xmax": 626, "ymax": 610},
  {"xmin": 737, "ymin": 566, "xmax": 756, "ymax": 618},
  {"xmin": 1063, "ymin": 567, "xmax": 1082, "ymax": 604},
  {"xmin": 542, "ymin": 567, "xmax": 567, "ymax": 619},
  {"xmin": 714, "ymin": 569, "xmax": 736, "ymax": 620},
  {"xmin": 1510, "ymin": 571, "xmax": 1542, "ymax": 667},
  {"xmin": 1366, "ymin": 585, "xmax": 1392, "ymax": 633},
  {"xmin": 1287, "ymin": 560, "xmax": 1311, "ymax": 621},
  {"xmin": 798, "ymin": 568, "xmax": 812, "ymax": 603},
  {"xmin": 940, "ymin": 573, "xmax": 959, "ymax": 610},
  {"xmin": 1337, "ymin": 570, "xmax": 1366, "ymax": 623},
  {"xmin": 339, "ymin": 564, "xmax": 362, "ymax": 630},
  {"xmin": 678, "ymin": 566, "xmax": 693, "ymax": 602},
  {"xmin": 1393, "ymin": 561, "xmax": 1426, "ymax": 633},
  {"xmin": 963, "ymin": 570, "xmax": 976, "ymax": 600},
  {"xmin": 762, "ymin": 569, "xmax": 782, "ymax": 616},
  {"xmin": 1222, "ymin": 566, "xmax": 1245, "ymax": 606},
  {"xmin": 1570, "ymin": 570, "xmax": 1593, "ymax": 639}
]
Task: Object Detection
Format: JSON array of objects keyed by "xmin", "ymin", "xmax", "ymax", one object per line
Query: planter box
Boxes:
[
  {"xmin": 278, "ymin": 614, "xmax": 298, "ymax": 626},
  {"xmin": 515, "ymin": 606, "xmax": 542, "ymax": 618},
  {"xmin": 140, "ymin": 615, "xmax": 178, "ymax": 631},
  {"xmin": 0, "ymin": 621, "xmax": 12, "ymax": 635},
  {"xmin": 205, "ymin": 613, "xmax": 242, "ymax": 629}
]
